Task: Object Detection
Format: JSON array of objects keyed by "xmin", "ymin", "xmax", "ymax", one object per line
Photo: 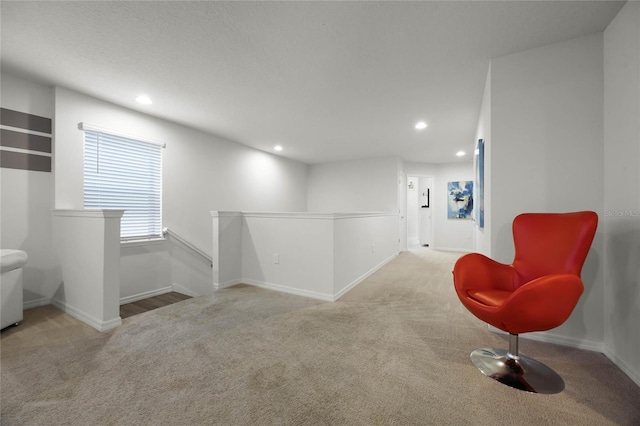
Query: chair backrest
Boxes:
[{"xmin": 511, "ymin": 211, "xmax": 598, "ymax": 286}]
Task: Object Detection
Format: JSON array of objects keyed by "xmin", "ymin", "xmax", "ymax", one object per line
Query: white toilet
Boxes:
[{"xmin": 1, "ymin": 249, "xmax": 28, "ymax": 330}]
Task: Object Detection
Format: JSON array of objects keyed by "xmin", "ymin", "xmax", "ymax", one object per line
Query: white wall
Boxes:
[
  {"xmin": 54, "ymin": 87, "xmax": 308, "ymax": 250},
  {"xmin": 120, "ymin": 242, "xmax": 172, "ymax": 301},
  {"xmin": 0, "ymin": 72, "xmax": 57, "ymax": 307},
  {"xmin": 491, "ymin": 34, "xmax": 605, "ymax": 346},
  {"xmin": 242, "ymin": 213, "xmax": 335, "ymax": 299},
  {"xmin": 333, "ymin": 214, "xmax": 399, "ymax": 296},
  {"xmin": 213, "ymin": 212, "xmax": 398, "ymax": 301},
  {"xmin": 307, "ymin": 157, "xmax": 476, "ymax": 253},
  {"xmin": 473, "ymin": 65, "xmax": 491, "ymax": 257},
  {"xmin": 603, "ymin": 1, "xmax": 640, "ymax": 385},
  {"xmin": 307, "ymin": 157, "xmax": 399, "ymax": 213},
  {"xmin": 50, "ymin": 86, "xmax": 308, "ymax": 300},
  {"xmin": 403, "ymin": 162, "xmax": 439, "ymax": 178}
]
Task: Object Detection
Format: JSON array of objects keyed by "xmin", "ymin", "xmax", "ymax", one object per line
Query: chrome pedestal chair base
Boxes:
[{"xmin": 470, "ymin": 334, "xmax": 565, "ymax": 394}]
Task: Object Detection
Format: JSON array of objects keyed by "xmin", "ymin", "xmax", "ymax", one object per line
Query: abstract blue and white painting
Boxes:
[{"xmin": 448, "ymin": 181, "xmax": 474, "ymax": 219}]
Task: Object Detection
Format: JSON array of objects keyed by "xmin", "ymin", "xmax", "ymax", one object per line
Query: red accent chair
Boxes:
[{"xmin": 453, "ymin": 211, "xmax": 598, "ymax": 393}]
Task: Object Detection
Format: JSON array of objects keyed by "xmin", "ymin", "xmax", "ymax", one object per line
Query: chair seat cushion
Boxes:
[{"xmin": 467, "ymin": 289, "xmax": 512, "ymax": 307}]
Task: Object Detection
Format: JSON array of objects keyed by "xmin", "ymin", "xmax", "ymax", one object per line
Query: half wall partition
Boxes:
[{"xmin": 211, "ymin": 212, "xmax": 399, "ymax": 301}]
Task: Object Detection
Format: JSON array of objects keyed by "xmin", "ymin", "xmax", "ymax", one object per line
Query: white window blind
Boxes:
[{"xmin": 83, "ymin": 128, "xmax": 162, "ymax": 241}]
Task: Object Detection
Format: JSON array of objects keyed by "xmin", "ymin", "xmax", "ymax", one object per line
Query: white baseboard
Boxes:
[
  {"xmin": 24, "ymin": 297, "xmax": 51, "ymax": 310},
  {"xmin": 214, "ymin": 278, "xmax": 243, "ymax": 291},
  {"xmin": 333, "ymin": 252, "xmax": 399, "ymax": 301},
  {"xmin": 487, "ymin": 325, "xmax": 604, "ymax": 352},
  {"xmin": 432, "ymin": 246, "xmax": 471, "ymax": 253},
  {"xmin": 50, "ymin": 298, "xmax": 122, "ymax": 332},
  {"xmin": 242, "ymin": 278, "xmax": 334, "ymax": 302},
  {"xmin": 119, "ymin": 286, "xmax": 173, "ymax": 305},
  {"xmin": 172, "ymin": 283, "xmax": 206, "ymax": 298},
  {"xmin": 120, "ymin": 283, "xmax": 210, "ymax": 302},
  {"xmin": 223, "ymin": 252, "xmax": 400, "ymax": 302},
  {"xmin": 603, "ymin": 344, "xmax": 640, "ymax": 389},
  {"xmin": 97, "ymin": 316, "xmax": 122, "ymax": 331},
  {"xmin": 489, "ymin": 326, "xmax": 640, "ymax": 388}
]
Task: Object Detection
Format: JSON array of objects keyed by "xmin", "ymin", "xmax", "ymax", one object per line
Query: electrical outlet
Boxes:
[
  {"xmin": 371, "ymin": 244, "xmax": 375, "ymax": 253},
  {"xmin": 273, "ymin": 253, "xmax": 279, "ymax": 264}
]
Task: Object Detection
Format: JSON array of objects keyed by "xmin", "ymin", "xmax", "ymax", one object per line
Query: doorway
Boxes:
[{"xmin": 407, "ymin": 176, "xmax": 433, "ymax": 248}]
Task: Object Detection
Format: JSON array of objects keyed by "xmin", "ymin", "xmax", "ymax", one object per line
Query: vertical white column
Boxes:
[
  {"xmin": 51, "ymin": 209, "xmax": 124, "ymax": 331},
  {"xmin": 211, "ymin": 212, "xmax": 221, "ymax": 287},
  {"xmin": 211, "ymin": 211, "xmax": 243, "ymax": 289}
]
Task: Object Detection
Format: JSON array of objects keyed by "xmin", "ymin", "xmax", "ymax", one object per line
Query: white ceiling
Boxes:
[{"xmin": 0, "ymin": 1, "xmax": 624, "ymax": 164}]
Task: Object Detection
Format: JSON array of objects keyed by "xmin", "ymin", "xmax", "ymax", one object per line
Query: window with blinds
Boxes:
[{"xmin": 83, "ymin": 127, "xmax": 162, "ymax": 241}]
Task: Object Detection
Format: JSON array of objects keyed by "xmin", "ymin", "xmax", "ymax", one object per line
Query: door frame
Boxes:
[{"xmin": 406, "ymin": 174, "xmax": 434, "ymax": 249}]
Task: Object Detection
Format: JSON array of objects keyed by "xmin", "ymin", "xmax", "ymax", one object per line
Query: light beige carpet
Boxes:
[{"xmin": 2, "ymin": 248, "xmax": 639, "ymax": 425}]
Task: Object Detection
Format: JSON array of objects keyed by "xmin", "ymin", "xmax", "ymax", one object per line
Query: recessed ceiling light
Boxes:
[
  {"xmin": 136, "ymin": 95, "xmax": 152, "ymax": 105},
  {"xmin": 415, "ymin": 121, "xmax": 428, "ymax": 130},
  {"xmin": 274, "ymin": 145, "xmax": 283, "ymax": 152},
  {"xmin": 456, "ymin": 151, "xmax": 466, "ymax": 157}
]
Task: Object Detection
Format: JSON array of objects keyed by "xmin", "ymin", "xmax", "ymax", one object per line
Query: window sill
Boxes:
[{"xmin": 121, "ymin": 237, "xmax": 166, "ymax": 248}]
